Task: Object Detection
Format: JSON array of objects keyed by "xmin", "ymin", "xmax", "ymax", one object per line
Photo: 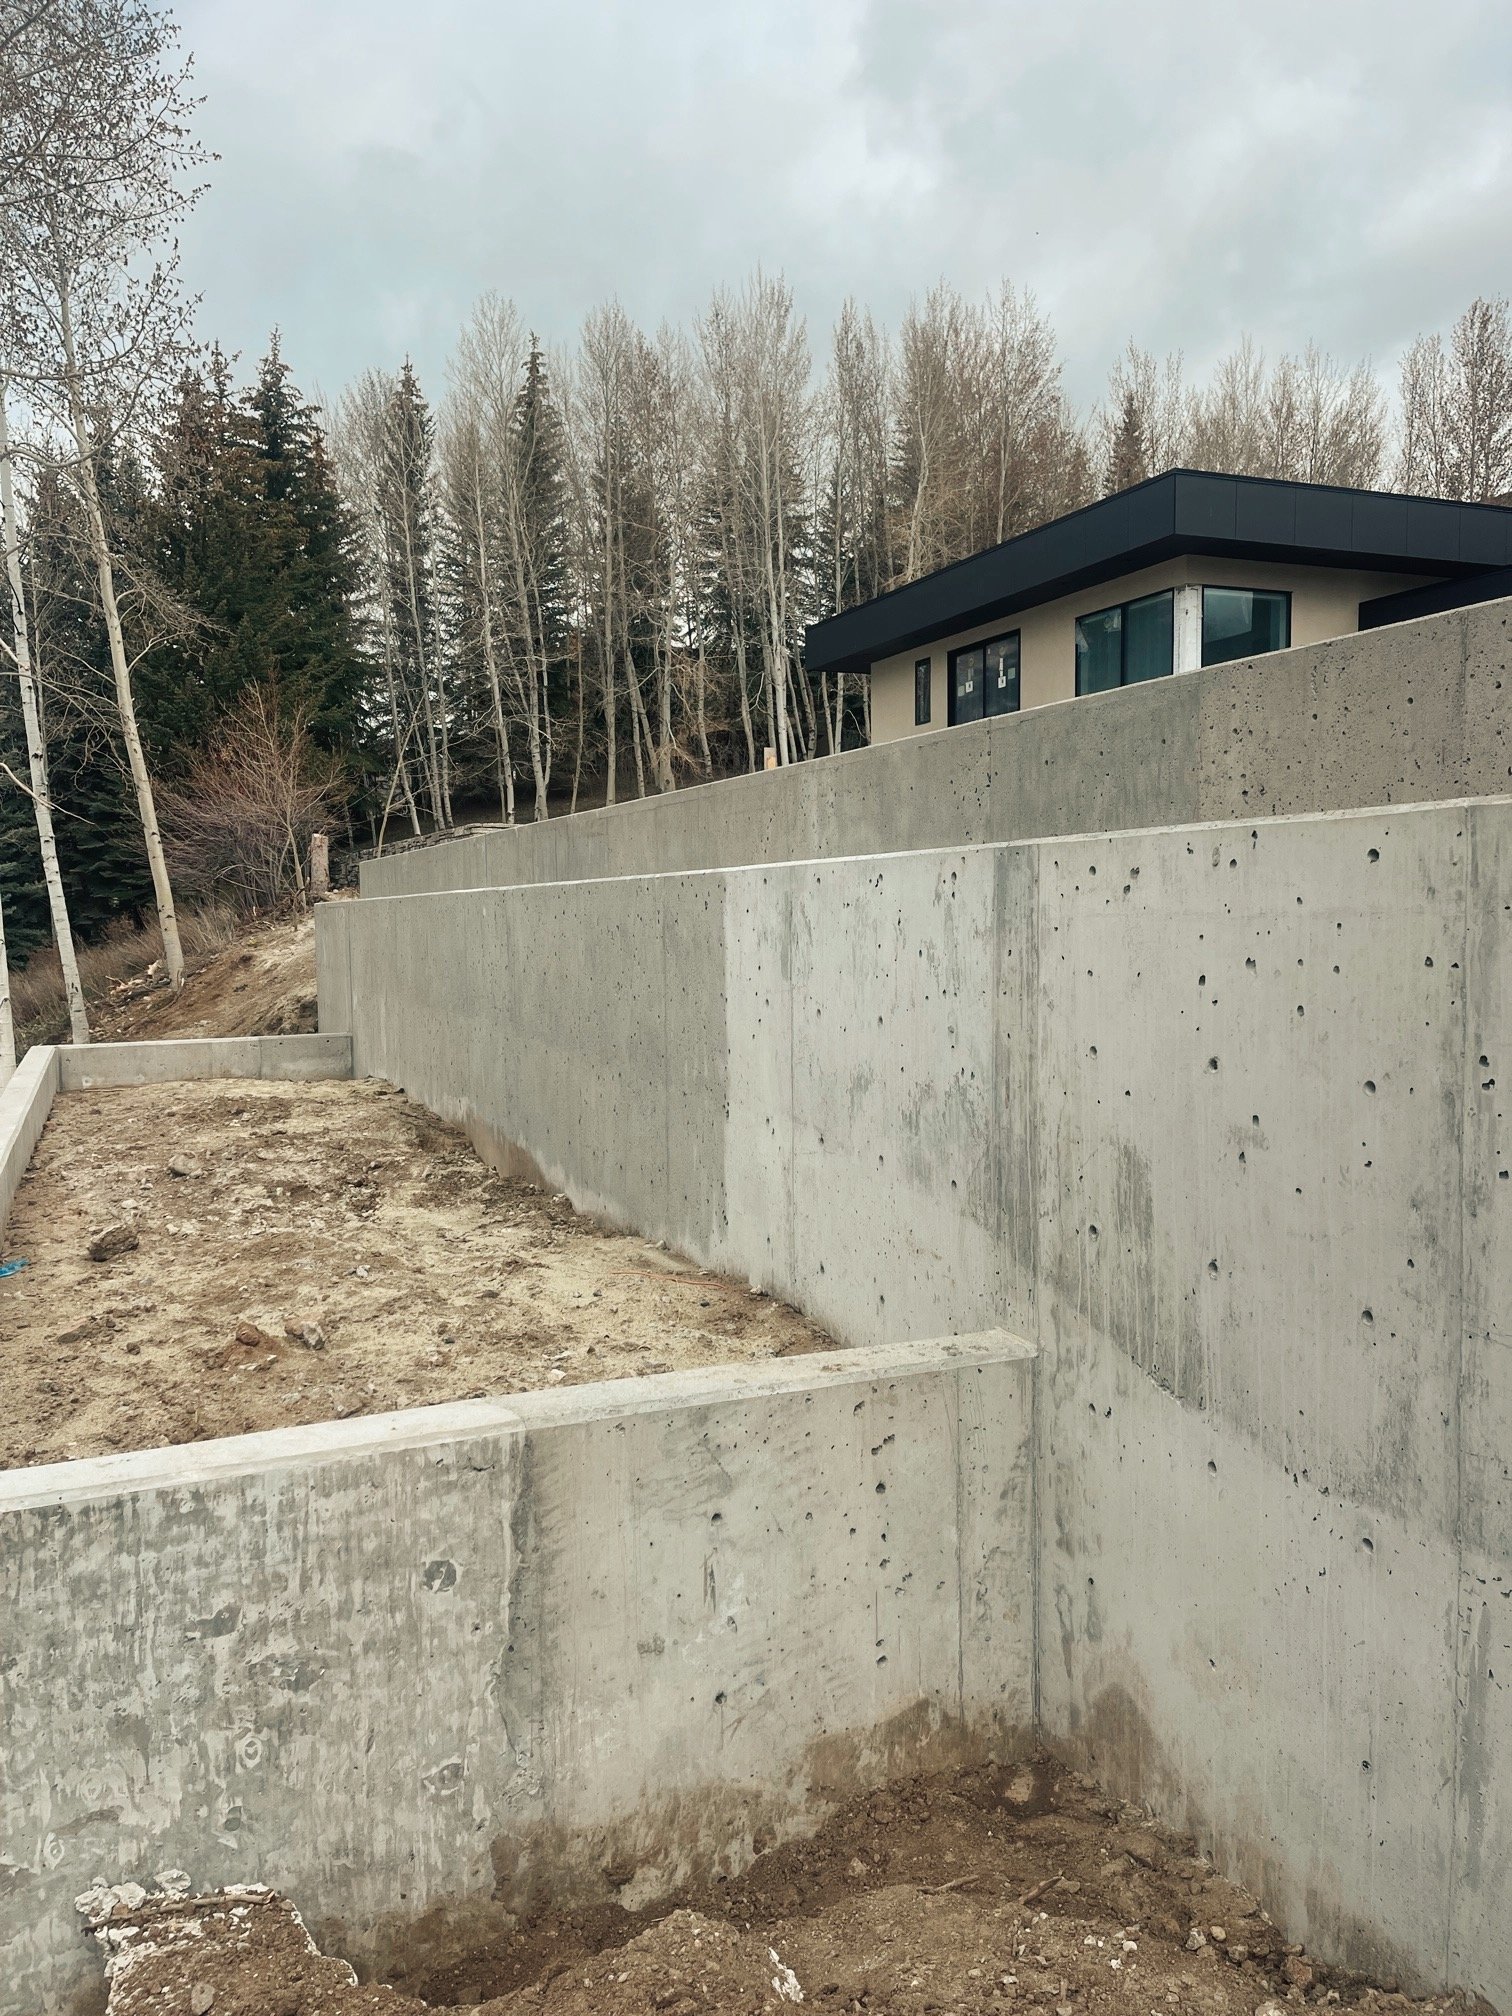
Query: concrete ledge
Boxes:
[
  {"xmin": 0, "ymin": 1045, "xmax": 59, "ymax": 1244},
  {"xmin": 57, "ymin": 1031, "xmax": 353, "ymax": 1091},
  {"xmin": 0, "ymin": 1330, "xmax": 1036, "ymax": 2015}
]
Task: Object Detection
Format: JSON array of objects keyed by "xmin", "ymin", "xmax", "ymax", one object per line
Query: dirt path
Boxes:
[
  {"xmin": 84, "ymin": 1756, "xmax": 1489, "ymax": 2016},
  {"xmin": 0, "ymin": 1076, "xmax": 830, "ymax": 1469}
]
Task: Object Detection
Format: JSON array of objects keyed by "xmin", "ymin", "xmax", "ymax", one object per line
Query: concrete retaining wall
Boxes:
[
  {"xmin": 0, "ymin": 1335, "xmax": 1035, "ymax": 2015},
  {"xmin": 360, "ymin": 598, "xmax": 1512, "ymax": 900},
  {"xmin": 319, "ymin": 798, "xmax": 1512, "ymax": 2006}
]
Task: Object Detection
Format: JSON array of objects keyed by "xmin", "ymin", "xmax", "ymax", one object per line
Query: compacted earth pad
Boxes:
[
  {"xmin": 0, "ymin": 1077, "xmax": 830, "ymax": 1468},
  {"xmin": 78, "ymin": 1759, "xmax": 1491, "ymax": 2016}
]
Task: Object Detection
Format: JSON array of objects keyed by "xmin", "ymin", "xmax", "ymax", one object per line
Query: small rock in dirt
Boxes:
[
  {"xmin": 88, "ymin": 1224, "xmax": 139, "ymax": 1263},
  {"xmin": 167, "ymin": 1154, "xmax": 203, "ymax": 1179},
  {"xmin": 235, "ymin": 1321, "xmax": 282, "ymax": 1351},
  {"xmin": 190, "ymin": 1984, "xmax": 214, "ymax": 2014},
  {"xmin": 284, "ymin": 1318, "xmax": 326, "ymax": 1351}
]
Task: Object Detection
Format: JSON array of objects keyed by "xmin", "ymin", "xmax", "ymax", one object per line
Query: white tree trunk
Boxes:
[
  {"xmin": 0, "ymin": 388, "xmax": 89, "ymax": 1040},
  {"xmin": 57, "ymin": 290, "xmax": 184, "ymax": 990},
  {"xmin": 0, "ymin": 885, "xmax": 15, "ymax": 1082}
]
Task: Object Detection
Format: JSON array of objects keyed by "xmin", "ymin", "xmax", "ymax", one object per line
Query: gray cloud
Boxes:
[{"xmin": 176, "ymin": 0, "xmax": 1512, "ymax": 407}]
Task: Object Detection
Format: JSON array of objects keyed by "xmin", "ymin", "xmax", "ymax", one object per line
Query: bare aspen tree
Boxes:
[
  {"xmin": 0, "ymin": 0, "xmax": 207, "ymax": 990},
  {"xmin": 0, "ymin": 385, "xmax": 89, "ymax": 1039},
  {"xmin": 1400, "ymin": 298, "xmax": 1512, "ymax": 501},
  {"xmin": 0, "ymin": 880, "xmax": 14, "ymax": 1078},
  {"xmin": 332, "ymin": 375, "xmax": 423, "ymax": 839}
]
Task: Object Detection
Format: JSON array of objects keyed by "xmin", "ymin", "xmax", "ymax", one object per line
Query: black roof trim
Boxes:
[
  {"xmin": 1359, "ymin": 565, "xmax": 1512, "ymax": 630},
  {"xmin": 804, "ymin": 469, "xmax": 1512, "ymax": 676}
]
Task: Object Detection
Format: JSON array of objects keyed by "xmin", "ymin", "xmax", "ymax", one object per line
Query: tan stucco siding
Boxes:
[{"xmin": 868, "ymin": 560, "xmax": 1442, "ymax": 744}]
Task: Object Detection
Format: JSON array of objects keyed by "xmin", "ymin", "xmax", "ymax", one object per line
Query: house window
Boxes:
[
  {"xmin": 1202, "ymin": 587, "xmax": 1291, "ymax": 666},
  {"xmin": 949, "ymin": 632, "xmax": 1019, "ymax": 724},
  {"xmin": 1075, "ymin": 590, "xmax": 1174, "ymax": 694},
  {"xmin": 915, "ymin": 657, "xmax": 931, "ymax": 725}
]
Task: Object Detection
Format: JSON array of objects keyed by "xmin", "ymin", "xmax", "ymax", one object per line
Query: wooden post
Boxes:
[{"xmin": 310, "ymin": 831, "xmax": 330, "ymax": 902}]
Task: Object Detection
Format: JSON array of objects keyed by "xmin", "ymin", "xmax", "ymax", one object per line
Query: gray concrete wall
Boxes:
[
  {"xmin": 319, "ymin": 798, "xmax": 1512, "ymax": 2006},
  {"xmin": 0, "ymin": 1046, "xmax": 58, "ymax": 1244},
  {"xmin": 0, "ymin": 1336, "xmax": 1036, "ymax": 2016},
  {"xmin": 359, "ymin": 597, "xmax": 1512, "ymax": 900}
]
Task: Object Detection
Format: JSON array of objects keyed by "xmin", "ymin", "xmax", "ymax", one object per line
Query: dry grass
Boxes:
[{"xmin": 11, "ymin": 905, "xmax": 240, "ymax": 1049}]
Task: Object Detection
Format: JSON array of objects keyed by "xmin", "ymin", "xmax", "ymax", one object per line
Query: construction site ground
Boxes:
[
  {"xmin": 0, "ymin": 1073, "xmax": 830, "ymax": 1469},
  {"xmin": 90, "ymin": 1755, "xmax": 1487, "ymax": 2016}
]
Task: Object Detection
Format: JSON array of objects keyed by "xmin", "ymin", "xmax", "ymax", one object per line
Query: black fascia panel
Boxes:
[
  {"xmin": 1348, "ymin": 489, "xmax": 1410, "ymax": 560},
  {"xmin": 1403, "ymin": 495, "xmax": 1470, "ymax": 567},
  {"xmin": 1360, "ymin": 565, "xmax": 1512, "ymax": 629},
  {"xmin": 1458, "ymin": 509, "xmax": 1512, "ymax": 568},
  {"xmin": 1171, "ymin": 470, "xmax": 1237, "ymax": 541},
  {"xmin": 1234, "ymin": 481, "xmax": 1297, "ymax": 546}
]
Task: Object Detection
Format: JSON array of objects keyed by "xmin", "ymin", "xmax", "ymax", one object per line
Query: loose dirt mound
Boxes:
[
  {"xmin": 88, "ymin": 907, "xmax": 323, "ymax": 1043},
  {"xmin": 0, "ymin": 1076, "xmax": 830, "ymax": 1468},
  {"xmin": 76, "ymin": 1760, "xmax": 1494, "ymax": 2016}
]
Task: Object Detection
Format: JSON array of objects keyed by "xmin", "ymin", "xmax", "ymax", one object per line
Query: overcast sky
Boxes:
[{"xmin": 175, "ymin": 0, "xmax": 1512, "ymax": 410}]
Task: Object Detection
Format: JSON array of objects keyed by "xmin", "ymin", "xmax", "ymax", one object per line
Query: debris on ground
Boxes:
[
  {"xmin": 74, "ymin": 1759, "xmax": 1496, "ymax": 2016},
  {"xmin": 0, "ymin": 1077, "xmax": 832, "ymax": 1469}
]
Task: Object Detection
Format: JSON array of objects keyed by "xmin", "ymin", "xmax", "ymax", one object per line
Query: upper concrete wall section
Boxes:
[
  {"xmin": 322, "ymin": 797, "xmax": 1512, "ymax": 2007},
  {"xmin": 361, "ymin": 598, "xmax": 1512, "ymax": 900}
]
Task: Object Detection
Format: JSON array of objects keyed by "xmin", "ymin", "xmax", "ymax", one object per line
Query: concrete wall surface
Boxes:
[
  {"xmin": 0, "ymin": 1046, "xmax": 59, "ymax": 1243},
  {"xmin": 319, "ymin": 797, "xmax": 1512, "ymax": 2006},
  {"xmin": 0, "ymin": 1335, "xmax": 1036, "ymax": 2016},
  {"xmin": 359, "ymin": 597, "xmax": 1511, "ymax": 900}
]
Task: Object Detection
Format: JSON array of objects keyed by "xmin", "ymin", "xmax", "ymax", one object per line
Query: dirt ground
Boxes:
[
  {"xmin": 0, "ymin": 1075, "xmax": 830, "ymax": 1469},
  {"xmin": 83, "ymin": 1756, "xmax": 1493, "ymax": 2016},
  {"xmin": 88, "ymin": 907, "xmax": 323, "ymax": 1044}
]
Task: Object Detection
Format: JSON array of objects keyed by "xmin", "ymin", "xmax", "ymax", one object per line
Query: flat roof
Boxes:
[{"xmin": 804, "ymin": 468, "xmax": 1512, "ymax": 676}]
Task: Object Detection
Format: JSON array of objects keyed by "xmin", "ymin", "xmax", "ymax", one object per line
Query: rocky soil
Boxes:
[{"xmin": 80, "ymin": 1757, "xmax": 1494, "ymax": 2016}]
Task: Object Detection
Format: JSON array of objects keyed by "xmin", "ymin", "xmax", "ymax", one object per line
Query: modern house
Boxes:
[{"xmin": 803, "ymin": 470, "xmax": 1512, "ymax": 744}]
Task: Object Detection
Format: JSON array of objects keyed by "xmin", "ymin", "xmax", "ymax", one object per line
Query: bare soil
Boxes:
[
  {"xmin": 86, "ymin": 1756, "xmax": 1493, "ymax": 2016},
  {"xmin": 87, "ymin": 906, "xmax": 323, "ymax": 1044},
  {"xmin": 0, "ymin": 1075, "xmax": 830, "ymax": 1469}
]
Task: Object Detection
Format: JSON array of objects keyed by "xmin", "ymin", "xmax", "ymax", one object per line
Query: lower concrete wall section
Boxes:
[
  {"xmin": 0, "ymin": 1335, "xmax": 1035, "ymax": 2016},
  {"xmin": 0, "ymin": 1046, "xmax": 59, "ymax": 1243},
  {"xmin": 359, "ymin": 597, "xmax": 1512, "ymax": 900},
  {"xmin": 319, "ymin": 798, "xmax": 1512, "ymax": 2006}
]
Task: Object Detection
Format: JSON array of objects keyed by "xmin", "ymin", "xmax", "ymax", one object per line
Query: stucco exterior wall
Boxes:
[{"xmin": 869, "ymin": 560, "xmax": 1440, "ymax": 743}]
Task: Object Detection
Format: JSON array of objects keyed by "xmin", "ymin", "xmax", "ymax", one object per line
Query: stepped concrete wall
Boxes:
[
  {"xmin": 359, "ymin": 599, "xmax": 1512, "ymax": 900},
  {"xmin": 319, "ymin": 798, "xmax": 1512, "ymax": 2006},
  {"xmin": 0, "ymin": 1337, "xmax": 1035, "ymax": 2015}
]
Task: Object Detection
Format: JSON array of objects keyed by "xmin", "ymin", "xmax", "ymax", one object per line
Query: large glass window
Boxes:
[
  {"xmin": 1201, "ymin": 587, "xmax": 1291, "ymax": 666},
  {"xmin": 950, "ymin": 645, "xmax": 984, "ymax": 723},
  {"xmin": 949, "ymin": 631, "xmax": 1020, "ymax": 725},
  {"xmin": 1076, "ymin": 590, "xmax": 1174, "ymax": 694},
  {"xmin": 984, "ymin": 634, "xmax": 1020, "ymax": 716}
]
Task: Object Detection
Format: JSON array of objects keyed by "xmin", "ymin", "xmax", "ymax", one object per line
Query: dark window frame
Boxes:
[
  {"xmin": 1199, "ymin": 584, "xmax": 1292, "ymax": 667},
  {"xmin": 1074, "ymin": 589, "xmax": 1175, "ymax": 695},
  {"xmin": 947, "ymin": 629, "xmax": 1020, "ymax": 726},
  {"xmin": 914, "ymin": 656, "xmax": 932, "ymax": 726}
]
